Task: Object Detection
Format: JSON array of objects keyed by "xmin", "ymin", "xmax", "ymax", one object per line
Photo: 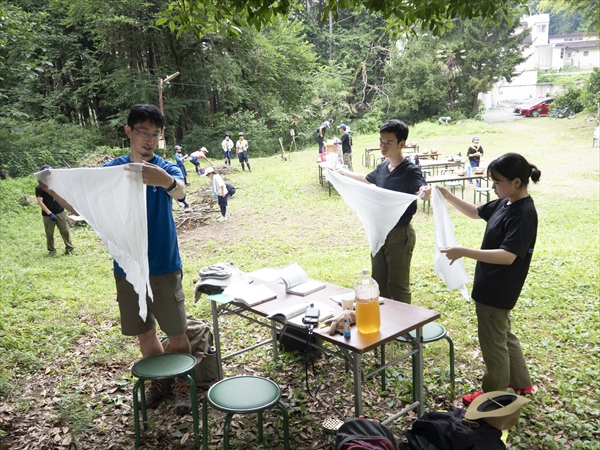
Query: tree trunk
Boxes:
[
  {"xmin": 472, "ymin": 93, "xmax": 479, "ymax": 113},
  {"xmin": 329, "ymin": 11, "xmax": 333, "ymax": 61}
]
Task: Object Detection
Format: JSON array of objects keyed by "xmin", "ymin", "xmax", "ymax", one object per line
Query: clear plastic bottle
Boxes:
[
  {"xmin": 354, "ymin": 269, "xmax": 381, "ymax": 334},
  {"xmin": 466, "ymin": 164, "xmax": 472, "ymax": 177}
]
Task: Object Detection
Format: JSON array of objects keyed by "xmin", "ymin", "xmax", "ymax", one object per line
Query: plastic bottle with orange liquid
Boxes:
[{"xmin": 354, "ymin": 268, "xmax": 381, "ymax": 334}]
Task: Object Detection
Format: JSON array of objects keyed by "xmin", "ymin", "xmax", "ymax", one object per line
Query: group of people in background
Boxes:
[
  {"xmin": 316, "ymin": 117, "xmax": 354, "ymax": 171},
  {"xmin": 221, "ymin": 132, "xmax": 251, "ymax": 172},
  {"xmin": 171, "ymin": 132, "xmax": 245, "ymax": 216}
]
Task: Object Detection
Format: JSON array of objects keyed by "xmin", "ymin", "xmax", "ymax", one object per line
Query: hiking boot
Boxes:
[
  {"xmin": 139, "ymin": 379, "xmax": 171, "ymax": 409},
  {"xmin": 174, "ymin": 378, "xmax": 192, "ymax": 415},
  {"xmin": 47, "ymin": 250, "xmax": 56, "ymax": 257},
  {"xmin": 462, "ymin": 390, "xmax": 483, "ymax": 406}
]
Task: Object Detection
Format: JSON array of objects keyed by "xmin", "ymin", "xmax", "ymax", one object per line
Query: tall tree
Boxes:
[
  {"xmin": 449, "ymin": 13, "xmax": 529, "ymax": 113},
  {"xmin": 385, "ymin": 38, "xmax": 449, "ymax": 124}
]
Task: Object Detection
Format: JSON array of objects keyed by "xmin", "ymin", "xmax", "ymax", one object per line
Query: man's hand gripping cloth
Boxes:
[
  {"xmin": 430, "ymin": 185, "xmax": 471, "ymax": 299},
  {"xmin": 325, "ymin": 169, "xmax": 417, "ymax": 257},
  {"xmin": 35, "ymin": 164, "xmax": 152, "ymax": 320}
]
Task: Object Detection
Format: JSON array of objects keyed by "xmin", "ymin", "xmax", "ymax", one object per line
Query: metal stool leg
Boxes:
[
  {"xmin": 185, "ymin": 373, "xmax": 201, "ymax": 448},
  {"xmin": 224, "ymin": 413, "xmax": 234, "ymax": 450},
  {"xmin": 132, "ymin": 379, "xmax": 144, "ymax": 449},
  {"xmin": 258, "ymin": 410, "xmax": 264, "ymax": 443},
  {"xmin": 275, "ymin": 401, "xmax": 291, "ymax": 450}
]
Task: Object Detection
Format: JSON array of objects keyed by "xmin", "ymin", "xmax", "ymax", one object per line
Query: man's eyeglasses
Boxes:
[{"xmin": 133, "ymin": 127, "xmax": 163, "ymax": 140}]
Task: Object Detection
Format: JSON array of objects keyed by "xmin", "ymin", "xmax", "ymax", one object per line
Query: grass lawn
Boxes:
[{"xmin": 0, "ymin": 115, "xmax": 598, "ymax": 449}]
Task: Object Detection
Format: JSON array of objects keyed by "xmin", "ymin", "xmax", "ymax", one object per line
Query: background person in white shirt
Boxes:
[
  {"xmin": 235, "ymin": 132, "xmax": 251, "ymax": 172},
  {"xmin": 221, "ymin": 133, "xmax": 234, "ymax": 166},
  {"xmin": 205, "ymin": 166, "xmax": 228, "ymax": 221}
]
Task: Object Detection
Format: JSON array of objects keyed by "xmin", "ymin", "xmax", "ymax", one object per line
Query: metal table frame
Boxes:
[{"xmin": 209, "ymin": 279, "xmax": 439, "ymax": 420}]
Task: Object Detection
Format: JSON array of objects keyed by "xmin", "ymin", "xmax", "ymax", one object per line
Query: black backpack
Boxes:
[
  {"xmin": 405, "ymin": 408, "xmax": 506, "ymax": 450},
  {"xmin": 335, "ymin": 418, "xmax": 398, "ymax": 450}
]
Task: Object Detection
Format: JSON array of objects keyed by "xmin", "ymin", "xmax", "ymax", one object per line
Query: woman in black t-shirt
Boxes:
[{"xmin": 434, "ymin": 153, "xmax": 541, "ymax": 406}]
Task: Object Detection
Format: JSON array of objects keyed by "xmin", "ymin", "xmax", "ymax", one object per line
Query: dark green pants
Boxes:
[
  {"xmin": 476, "ymin": 302, "xmax": 532, "ymax": 392},
  {"xmin": 371, "ymin": 224, "xmax": 415, "ymax": 304},
  {"xmin": 43, "ymin": 210, "xmax": 74, "ymax": 253}
]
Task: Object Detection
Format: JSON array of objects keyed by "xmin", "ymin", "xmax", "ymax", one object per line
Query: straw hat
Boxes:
[{"xmin": 464, "ymin": 391, "xmax": 530, "ymax": 430}]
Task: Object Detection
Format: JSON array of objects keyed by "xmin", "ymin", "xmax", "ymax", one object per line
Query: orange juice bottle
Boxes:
[{"xmin": 354, "ymin": 269, "xmax": 380, "ymax": 334}]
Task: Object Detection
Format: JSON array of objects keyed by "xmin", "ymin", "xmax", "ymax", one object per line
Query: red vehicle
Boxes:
[{"xmin": 513, "ymin": 97, "xmax": 554, "ymax": 117}]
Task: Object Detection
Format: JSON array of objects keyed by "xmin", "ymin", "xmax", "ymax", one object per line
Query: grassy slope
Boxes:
[{"xmin": 0, "ymin": 116, "xmax": 598, "ymax": 448}]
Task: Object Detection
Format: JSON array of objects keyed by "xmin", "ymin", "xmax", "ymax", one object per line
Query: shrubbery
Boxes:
[
  {"xmin": 0, "ymin": 119, "xmax": 108, "ymax": 178},
  {"xmin": 549, "ymin": 68, "xmax": 600, "ymax": 113}
]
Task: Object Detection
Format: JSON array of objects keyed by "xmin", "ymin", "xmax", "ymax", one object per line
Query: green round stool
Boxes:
[
  {"xmin": 202, "ymin": 375, "xmax": 290, "ymax": 450},
  {"xmin": 396, "ymin": 322, "xmax": 455, "ymax": 399},
  {"xmin": 474, "ymin": 187, "xmax": 491, "ymax": 204},
  {"xmin": 132, "ymin": 353, "xmax": 200, "ymax": 448}
]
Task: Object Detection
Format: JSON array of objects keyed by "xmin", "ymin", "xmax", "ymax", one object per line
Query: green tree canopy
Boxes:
[{"xmin": 159, "ymin": 0, "xmax": 530, "ymax": 40}]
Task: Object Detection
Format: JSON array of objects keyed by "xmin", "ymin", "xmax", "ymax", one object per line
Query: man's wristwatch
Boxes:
[{"xmin": 166, "ymin": 177, "xmax": 178, "ymax": 193}]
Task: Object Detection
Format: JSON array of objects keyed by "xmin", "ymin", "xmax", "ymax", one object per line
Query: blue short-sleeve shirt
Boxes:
[{"xmin": 103, "ymin": 155, "xmax": 183, "ymax": 276}]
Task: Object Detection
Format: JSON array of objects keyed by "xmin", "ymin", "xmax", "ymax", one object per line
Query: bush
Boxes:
[
  {"xmin": 0, "ymin": 119, "xmax": 106, "ymax": 178},
  {"xmin": 552, "ymin": 87, "xmax": 585, "ymax": 113},
  {"xmin": 582, "ymin": 68, "xmax": 600, "ymax": 111}
]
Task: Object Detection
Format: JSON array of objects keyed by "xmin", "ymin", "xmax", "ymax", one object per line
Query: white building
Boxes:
[
  {"xmin": 483, "ymin": 14, "xmax": 599, "ymax": 107},
  {"xmin": 550, "ymin": 33, "xmax": 600, "ymax": 70}
]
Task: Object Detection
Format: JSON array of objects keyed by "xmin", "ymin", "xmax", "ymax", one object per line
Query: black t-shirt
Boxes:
[
  {"xmin": 340, "ymin": 132, "xmax": 351, "ymax": 153},
  {"xmin": 472, "ymin": 196, "xmax": 537, "ymax": 310},
  {"xmin": 467, "ymin": 145, "xmax": 483, "ymax": 163},
  {"xmin": 35, "ymin": 185, "xmax": 64, "ymax": 216},
  {"xmin": 365, "ymin": 159, "xmax": 426, "ymax": 227}
]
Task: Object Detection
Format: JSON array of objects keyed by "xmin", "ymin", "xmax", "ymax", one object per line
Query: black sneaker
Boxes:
[
  {"xmin": 139, "ymin": 379, "xmax": 171, "ymax": 409},
  {"xmin": 173, "ymin": 378, "xmax": 192, "ymax": 415}
]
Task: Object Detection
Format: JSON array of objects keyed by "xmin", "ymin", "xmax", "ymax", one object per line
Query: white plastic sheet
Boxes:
[
  {"xmin": 430, "ymin": 185, "xmax": 471, "ymax": 299},
  {"xmin": 325, "ymin": 169, "xmax": 417, "ymax": 256},
  {"xmin": 35, "ymin": 164, "xmax": 152, "ymax": 320}
]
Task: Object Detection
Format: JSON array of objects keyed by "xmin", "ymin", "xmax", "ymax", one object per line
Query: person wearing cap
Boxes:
[
  {"xmin": 333, "ymin": 119, "xmax": 430, "ymax": 304},
  {"xmin": 235, "ymin": 132, "xmax": 251, "ymax": 172},
  {"xmin": 316, "ymin": 118, "xmax": 334, "ymax": 154},
  {"xmin": 221, "ymin": 133, "xmax": 234, "ymax": 166},
  {"xmin": 35, "ymin": 165, "xmax": 75, "ymax": 257},
  {"xmin": 190, "ymin": 147, "xmax": 213, "ymax": 176},
  {"xmin": 204, "ymin": 166, "xmax": 228, "ymax": 221},
  {"xmin": 338, "ymin": 124, "xmax": 353, "ymax": 171},
  {"xmin": 435, "ymin": 152, "xmax": 541, "ymax": 405},
  {"xmin": 467, "ymin": 136, "xmax": 484, "ymax": 186},
  {"xmin": 174, "ymin": 145, "xmax": 190, "ymax": 186}
]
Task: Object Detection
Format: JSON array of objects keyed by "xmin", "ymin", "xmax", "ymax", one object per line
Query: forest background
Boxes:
[{"xmin": 0, "ymin": 0, "xmax": 599, "ymax": 178}]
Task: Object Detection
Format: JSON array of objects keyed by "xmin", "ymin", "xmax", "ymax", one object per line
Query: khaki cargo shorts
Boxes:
[{"xmin": 115, "ymin": 270, "xmax": 188, "ymax": 337}]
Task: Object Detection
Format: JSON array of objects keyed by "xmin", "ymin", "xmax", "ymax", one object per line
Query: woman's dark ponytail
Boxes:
[{"xmin": 487, "ymin": 153, "xmax": 541, "ymax": 187}]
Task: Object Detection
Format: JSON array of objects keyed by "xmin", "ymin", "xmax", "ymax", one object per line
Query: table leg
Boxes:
[
  {"xmin": 211, "ymin": 300, "xmax": 224, "ymax": 380},
  {"xmin": 414, "ymin": 327, "xmax": 424, "ymax": 417},
  {"xmin": 270, "ymin": 319, "xmax": 279, "ymax": 360},
  {"xmin": 353, "ymin": 352, "xmax": 362, "ymax": 417}
]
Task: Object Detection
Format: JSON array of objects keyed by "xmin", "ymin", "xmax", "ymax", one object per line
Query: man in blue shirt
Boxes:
[{"xmin": 102, "ymin": 104, "xmax": 192, "ymax": 415}]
